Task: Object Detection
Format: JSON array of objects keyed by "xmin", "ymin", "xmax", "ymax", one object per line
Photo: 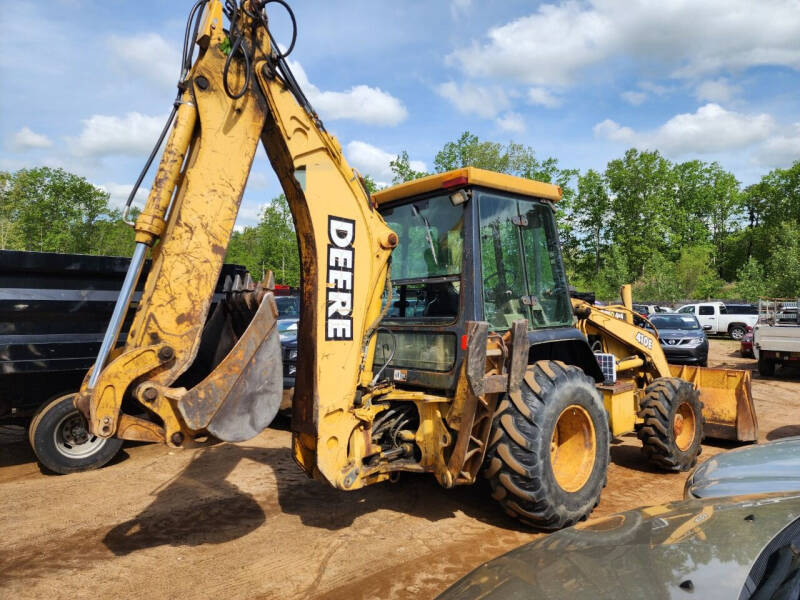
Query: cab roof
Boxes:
[{"xmin": 371, "ymin": 167, "xmax": 563, "ymax": 206}]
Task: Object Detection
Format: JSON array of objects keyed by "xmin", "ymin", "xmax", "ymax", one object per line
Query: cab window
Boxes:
[
  {"xmin": 678, "ymin": 306, "xmax": 695, "ymax": 314},
  {"xmin": 478, "ymin": 192, "xmax": 571, "ymax": 331},
  {"xmin": 381, "ymin": 194, "xmax": 464, "ymax": 321},
  {"xmin": 698, "ymin": 305, "xmax": 715, "ymax": 316}
]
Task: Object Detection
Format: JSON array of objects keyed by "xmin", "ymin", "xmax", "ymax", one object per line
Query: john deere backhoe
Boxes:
[{"xmin": 60, "ymin": 0, "xmax": 757, "ymax": 530}]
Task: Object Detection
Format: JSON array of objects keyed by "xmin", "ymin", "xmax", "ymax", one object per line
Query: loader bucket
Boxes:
[
  {"xmin": 177, "ymin": 290, "xmax": 283, "ymax": 442},
  {"xmin": 669, "ymin": 364, "xmax": 758, "ymax": 442}
]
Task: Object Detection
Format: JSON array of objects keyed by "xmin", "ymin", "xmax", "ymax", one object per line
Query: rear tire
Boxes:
[
  {"xmin": 28, "ymin": 394, "xmax": 123, "ymax": 475},
  {"xmin": 729, "ymin": 325, "xmax": 746, "ymax": 340},
  {"xmin": 758, "ymin": 356, "xmax": 776, "ymax": 377},
  {"xmin": 637, "ymin": 378, "xmax": 703, "ymax": 471},
  {"xmin": 483, "ymin": 360, "xmax": 609, "ymax": 531}
]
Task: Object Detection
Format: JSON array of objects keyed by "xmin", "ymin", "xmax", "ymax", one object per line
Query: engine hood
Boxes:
[
  {"xmin": 686, "ymin": 436, "xmax": 800, "ymax": 499},
  {"xmin": 656, "ymin": 327, "xmax": 705, "ymax": 338},
  {"xmin": 437, "ymin": 493, "xmax": 800, "ymax": 600}
]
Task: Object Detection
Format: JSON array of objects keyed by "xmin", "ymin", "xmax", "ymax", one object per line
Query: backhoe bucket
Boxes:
[
  {"xmin": 669, "ymin": 364, "xmax": 758, "ymax": 442},
  {"xmin": 177, "ymin": 289, "xmax": 283, "ymax": 442}
]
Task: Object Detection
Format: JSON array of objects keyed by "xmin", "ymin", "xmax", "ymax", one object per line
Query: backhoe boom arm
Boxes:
[{"xmin": 78, "ymin": 0, "xmax": 397, "ymax": 487}]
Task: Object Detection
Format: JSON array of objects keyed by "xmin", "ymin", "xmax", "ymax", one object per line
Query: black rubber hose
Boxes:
[
  {"xmin": 223, "ymin": 32, "xmax": 252, "ymax": 99},
  {"xmin": 264, "ymin": 0, "xmax": 297, "ymax": 59}
]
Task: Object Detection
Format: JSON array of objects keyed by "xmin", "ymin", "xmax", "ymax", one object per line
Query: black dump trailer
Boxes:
[{"xmin": 0, "ymin": 250, "xmax": 249, "ymax": 473}]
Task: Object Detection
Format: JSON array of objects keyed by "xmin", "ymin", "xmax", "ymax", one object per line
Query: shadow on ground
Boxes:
[{"xmin": 102, "ymin": 443, "xmax": 521, "ymax": 557}]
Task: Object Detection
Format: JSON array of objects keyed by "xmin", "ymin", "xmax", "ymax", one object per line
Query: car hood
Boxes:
[
  {"xmin": 686, "ymin": 436, "xmax": 800, "ymax": 499},
  {"xmin": 438, "ymin": 493, "xmax": 800, "ymax": 600},
  {"xmin": 656, "ymin": 328, "xmax": 705, "ymax": 338}
]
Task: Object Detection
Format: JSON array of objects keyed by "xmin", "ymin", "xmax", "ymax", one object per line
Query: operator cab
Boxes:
[{"xmin": 373, "ymin": 168, "xmax": 582, "ymax": 392}]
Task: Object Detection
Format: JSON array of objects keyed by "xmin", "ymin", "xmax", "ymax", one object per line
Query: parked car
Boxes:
[
  {"xmin": 274, "ymin": 295, "xmax": 300, "ymax": 410},
  {"xmin": 675, "ymin": 301, "xmax": 757, "ymax": 340},
  {"xmin": 740, "ymin": 330, "xmax": 755, "ymax": 358},
  {"xmin": 632, "ymin": 303, "xmax": 673, "ymax": 317},
  {"xmin": 275, "ymin": 295, "xmax": 300, "ymax": 333},
  {"xmin": 438, "ymin": 492, "xmax": 800, "ymax": 600},
  {"xmin": 648, "ymin": 313, "xmax": 709, "ymax": 366},
  {"xmin": 685, "ymin": 436, "xmax": 800, "ymax": 499}
]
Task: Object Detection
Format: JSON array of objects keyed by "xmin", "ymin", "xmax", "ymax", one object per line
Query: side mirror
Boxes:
[{"xmin": 703, "ymin": 325, "xmax": 712, "ymax": 331}]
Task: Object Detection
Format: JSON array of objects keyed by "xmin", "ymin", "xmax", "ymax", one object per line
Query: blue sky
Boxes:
[{"xmin": 2, "ymin": 0, "xmax": 799, "ymax": 228}]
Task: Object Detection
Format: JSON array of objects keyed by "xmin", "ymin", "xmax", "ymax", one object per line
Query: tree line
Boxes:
[{"xmin": 2, "ymin": 134, "xmax": 798, "ymax": 302}]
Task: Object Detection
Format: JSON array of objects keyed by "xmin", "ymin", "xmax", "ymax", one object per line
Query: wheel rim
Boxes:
[
  {"xmin": 673, "ymin": 402, "xmax": 697, "ymax": 451},
  {"xmin": 550, "ymin": 405, "xmax": 597, "ymax": 493},
  {"xmin": 53, "ymin": 411, "xmax": 106, "ymax": 459},
  {"xmin": 731, "ymin": 328, "xmax": 743, "ymax": 340}
]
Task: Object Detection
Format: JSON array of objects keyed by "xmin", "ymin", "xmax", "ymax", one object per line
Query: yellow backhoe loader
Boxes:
[{"xmin": 52, "ymin": 0, "xmax": 757, "ymax": 530}]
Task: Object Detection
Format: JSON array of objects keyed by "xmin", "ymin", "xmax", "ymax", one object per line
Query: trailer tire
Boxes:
[
  {"xmin": 728, "ymin": 324, "xmax": 747, "ymax": 341},
  {"xmin": 29, "ymin": 394, "xmax": 123, "ymax": 475},
  {"xmin": 483, "ymin": 360, "xmax": 609, "ymax": 531},
  {"xmin": 637, "ymin": 378, "xmax": 703, "ymax": 471},
  {"xmin": 758, "ymin": 356, "xmax": 776, "ymax": 377}
]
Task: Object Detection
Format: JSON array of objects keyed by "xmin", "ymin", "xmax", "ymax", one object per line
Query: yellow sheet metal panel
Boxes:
[
  {"xmin": 372, "ymin": 167, "xmax": 563, "ymax": 205},
  {"xmin": 598, "ymin": 381, "xmax": 636, "ymax": 437}
]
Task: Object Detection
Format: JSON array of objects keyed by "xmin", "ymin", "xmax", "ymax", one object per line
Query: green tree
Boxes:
[
  {"xmin": 226, "ymin": 195, "xmax": 300, "ymax": 285},
  {"xmin": 572, "ymin": 169, "xmax": 611, "ymax": 278},
  {"xmin": 432, "ymin": 131, "xmax": 509, "ymax": 173},
  {"xmin": 389, "ymin": 151, "xmax": 429, "ymax": 184},
  {"xmin": 0, "ymin": 167, "xmax": 133, "ymax": 255},
  {"xmin": 674, "ymin": 245, "xmax": 724, "ymax": 299},
  {"xmin": 764, "ymin": 222, "xmax": 800, "ymax": 297},
  {"xmin": 735, "ymin": 257, "xmax": 767, "ymax": 301},
  {"xmin": 604, "ymin": 149, "xmax": 675, "ymax": 278},
  {"xmin": 634, "ymin": 250, "xmax": 680, "ymax": 302}
]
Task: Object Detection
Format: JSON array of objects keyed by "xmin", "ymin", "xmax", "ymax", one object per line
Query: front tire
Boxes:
[
  {"xmin": 28, "ymin": 394, "xmax": 124, "ymax": 475},
  {"xmin": 637, "ymin": 378, "xmax": 703, "ymax": 471},
  {"xmin": 483, "ymin": 360, "xmax": 609, "ymax": 531}
]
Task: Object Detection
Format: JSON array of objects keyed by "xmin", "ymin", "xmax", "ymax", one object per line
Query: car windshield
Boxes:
[
  {"xmin": 275, "ymin": 296, "xmax": 299, "ymax": 319},
  {"xmin": 650, "ymin": 315, "xmax": 701, "ymax": 330}
]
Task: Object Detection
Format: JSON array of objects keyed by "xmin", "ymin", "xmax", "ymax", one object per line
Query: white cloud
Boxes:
[
  {"xmin": 694, "ymin": 78, "xmax": 740, "ymax": 103},
  {"xmin": 447, "ymin": 1, "xmax": 800, "ymax": 87},
  {"xmin": 247, "ymin": 172, "xmax": 271, "ymax": 190},
  {"xmin": 496, "ymin": 112, "xmax": 526, "ymax": 133},
  {"xmin": 451, "ymin": 0, "xmax": 471, "ymax": 18},
  {"xmin": 345, "ymin": 141, "xmax": 426, "ymax": 183},
  {"xmin": 621, "ymin": 91, "xmax": 647, "ymax": 106},
  {"xmin": 108, "ymin": 33, "xmax": 181, "ymax": 92},
  {"xmin": 593, "ymin": 119, "xmax": 636, "ymax": 144},
  {"xmin": 638, "ymin": 81, "xmax": 670, "ymax": 96},
  {"xmin": 288, "ymin": 60, "xmax": 407, "ymax": 126},
  {"xmin": 594, "ymin": 103, "xmax": 775, "ymax": 156},
  {"xmin": 8, "ymin": 127, "xmax": 53, "ymax": 151},
  {"xmin": 69, "ymin": 112, "xmax": 167, "ymax": 158},
  {"xmin": 98, "ymin": 182, "xmax": 150, "ymax": 210},
  {"xmin": 527, "ymin": 87, "xmax": 562, "ymax": 108},
  {"xmin": 757, "ymin": 122, "xmax": 800, "ymax": 168},
  {"xmin": 436, "ymin": 82, "xmax": 509, "ymax": 118}
]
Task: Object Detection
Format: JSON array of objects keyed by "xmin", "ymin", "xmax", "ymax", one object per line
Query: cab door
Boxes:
[{"xmin": 697, "ymin": 304, "xmax": 717, "ymax": 332}]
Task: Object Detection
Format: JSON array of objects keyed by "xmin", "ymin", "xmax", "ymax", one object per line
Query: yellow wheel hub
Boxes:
[
  {"xmin": 550, "ymin": 405, "xmax": 597, "ymax": 493},
  {"xmin": 674, "ymin": 401, "xmax": 697, "ymax": 451}
]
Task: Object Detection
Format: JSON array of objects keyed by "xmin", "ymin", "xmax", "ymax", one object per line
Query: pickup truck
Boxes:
[
  {"xmin": 754, "ymin": 299, "xmax": 800, "ymax": 376},
  {"xmin": 0, "ymin": 250, "xmax": 251, "ymax": 474},
  {"xmin": 675, "ymin": 301, "xmax": 758, "ymax": 340}
]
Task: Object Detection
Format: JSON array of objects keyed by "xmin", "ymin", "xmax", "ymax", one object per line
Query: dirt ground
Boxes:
[{"xmin": 2, "ymin": 339, "xmax": 799, "ymax": 600}]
